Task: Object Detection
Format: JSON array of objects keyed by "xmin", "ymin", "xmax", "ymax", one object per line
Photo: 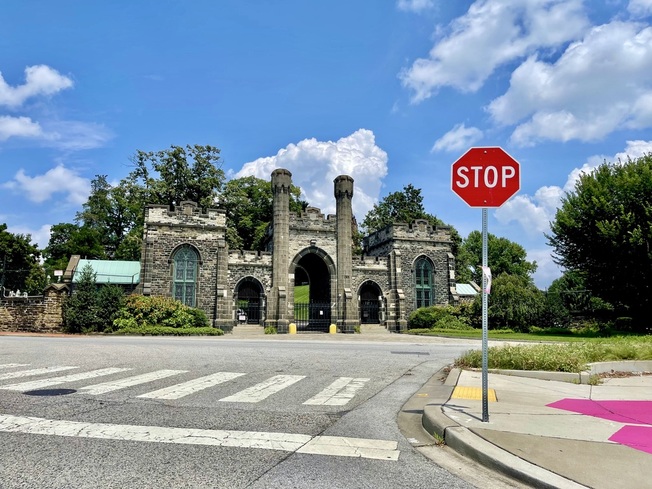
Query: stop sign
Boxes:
[{"xmin": 451, "ymin": 147, "xmax": 520, "ymax": 207}]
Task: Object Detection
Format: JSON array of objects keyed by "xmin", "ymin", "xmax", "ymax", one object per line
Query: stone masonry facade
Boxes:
[{"xmin": 137, "ymin": 169, "xmax": 457, "ymax": 332}]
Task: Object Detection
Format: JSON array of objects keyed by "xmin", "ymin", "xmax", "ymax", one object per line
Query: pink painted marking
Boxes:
[
  {"xmin": 609, "ymin": 426, "xmax": 652, "ymax": 455},
  {"xmin": 546, "ymin": 399, "xmax": 652, "ymax": 425},
  {"xmin": 547, "ymin": 399, "xmax": 652, "ymax": 455}
]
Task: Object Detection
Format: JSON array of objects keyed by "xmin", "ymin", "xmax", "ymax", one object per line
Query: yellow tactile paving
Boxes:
[{"xmin": 451, "ymin": 386, "xmax": 497, "ymax": 402}]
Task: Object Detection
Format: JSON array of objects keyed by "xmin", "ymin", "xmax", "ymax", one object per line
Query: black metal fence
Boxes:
[{"xmin": 293, "ymin": 302, "xmax": 331, "ymax": 332}]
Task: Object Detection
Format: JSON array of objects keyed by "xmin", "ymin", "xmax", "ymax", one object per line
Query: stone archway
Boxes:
[
  {"xmin": 358, "ymin": 281, "xmax": 382, "ymax": 324},
  {"xmin": 235, "ymin": 277, "xmax": 265, "ymax": 325},
  {"xmin": 291, "ymin": 249, "xmax": 334, "ymax": 332}
]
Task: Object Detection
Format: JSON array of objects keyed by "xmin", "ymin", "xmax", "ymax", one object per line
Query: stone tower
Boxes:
[
  {"xmin": 266, "ymin": 168, "xmax": 292, "ymax": 333},
  {"xmin": 334, "ymin": 175, "xmax": 357, "ymax": 333}
]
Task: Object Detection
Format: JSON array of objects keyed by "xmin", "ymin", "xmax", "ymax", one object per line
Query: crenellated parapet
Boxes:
[
  {"xmin": 145, "ymin": 201, "xmax": 226, "ymax": 229},
  {"xmin": 289, "ymin": 207, "xmax": 337, "ymax": 231},
  {"xmin": 227, "ymin": 250, "xmax": 273, "ymax": 266},
  {"xmin": 362, "ymin": 219, "xmax": 453, "ymax": 253}
]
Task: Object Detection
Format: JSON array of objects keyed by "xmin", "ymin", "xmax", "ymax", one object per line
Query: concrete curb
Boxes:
[{"xmin": 422, "ymin": 367, "xmax": 590, "ymax": 489}]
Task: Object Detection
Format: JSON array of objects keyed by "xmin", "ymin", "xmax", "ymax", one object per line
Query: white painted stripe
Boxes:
[
  {"xmin": 0, "ymin": 413, "xmax": 399, "ymax": 460},
  {"xmin": 0, "ymin": 366, "xmax": 79, "ymax": 381},
  {"xmin": 79, "ymin": 370, "xmax": 188, "ymax": 395},
  {"xmin": 219, "ymin": 375, "xmax": 305, "ymax": 403},
  {"xmin": 297, "ymin": 435, "xmax": 399, "ymax": 461},
  {"xmin": 303, "ymin": 377, "xmax": 370, "ymax": 406},
  {"xmin": 138, "ymin": 372, "xmax": 246, "ymax": 400},
  {"xmin": 0, "ymin": 364, "xmax": 30, "ymax": 370},
  {"xmin": 0, "ymin": 368, "xmax": 131, "ymax": 391}
]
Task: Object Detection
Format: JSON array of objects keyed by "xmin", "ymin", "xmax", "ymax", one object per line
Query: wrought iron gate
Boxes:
[
  {"xmin": 360, "ymin": 300, "xmax": 380, "ymax": 324},
  {"xmin": 293, "ymin": 302, "xmax": 331, "ymax": 332}
]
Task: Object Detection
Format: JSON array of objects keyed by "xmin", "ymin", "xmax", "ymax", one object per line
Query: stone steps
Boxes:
[
  {"xmin": 231, "ymin": 324, "xmax": 265, "ymax": 336},
  {"xmin": 359, "ymin": 324, "xmax": 390, "ymax": 335}
]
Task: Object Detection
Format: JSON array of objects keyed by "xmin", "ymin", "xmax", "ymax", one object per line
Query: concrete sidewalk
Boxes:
[{"xmin": 422, "ymin": 365, "xmax": 652, "ymax": 489}]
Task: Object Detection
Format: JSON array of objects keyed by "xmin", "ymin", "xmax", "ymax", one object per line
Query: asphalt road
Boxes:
[{"xmin": 1, "ymin": 334, "xmax": 483, "ymax": 488}]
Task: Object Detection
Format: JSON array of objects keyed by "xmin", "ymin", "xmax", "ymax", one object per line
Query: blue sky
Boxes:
[{"xmin": 1, "ymin": 0, "xmax": 651, "ymax": 288}]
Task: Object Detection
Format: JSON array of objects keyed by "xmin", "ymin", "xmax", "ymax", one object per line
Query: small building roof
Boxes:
[
  {"xmin": 456, "ymin": 283, "xmax": 479, "ymax": 296},
  {"xmin": 73, "ymin": 259, "xmax": 140, "ymax": 285}
]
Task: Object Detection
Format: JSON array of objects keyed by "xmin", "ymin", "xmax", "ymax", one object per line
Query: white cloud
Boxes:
[
  {"xmin": 496, "ymin": 140, "xmax": 652, "ymax": 234},
  {"xmin": 527, "ymin": 248, "xmax": 563, "ymax": 288},
  {"xmin": 489, "ymin": 21, "xmax": 652, "ymax": 145},
  {"xmin": 397, "ymin": 0, "xmax": 434, "ymax": 13},
  {"xmin": 0, "ymin": 115, "xmax": 42, "ymax": 140},
  {"xmin": 6, "ymin": 224, "xmax": 52, "ymax": 250},
  {"xmin": 432, "ymin": 123, "xmax": 483, "ymax": 152},
  {"xmin": 237, "ymin": 129, "xmax": 389, "ymax": 219},
  {"xmin": 0, "ymin": 65, "xmax": 73, "ymax": 108},
  {"xmin": 400, "ymin": 0, "xmax": 589, "ymax": 102},
  {"xmin": 42, "ymin": 120, "xmax": 113, "ymax": 151},
  {"xmin": 629, "ymin": 0, "xmax": 652, "ymax": 17},
  {"xmin": 3, "ymin": 165, "xmax": 91, "ymax": 206}
]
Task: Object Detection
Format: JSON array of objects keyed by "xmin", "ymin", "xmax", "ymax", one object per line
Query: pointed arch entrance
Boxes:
[
  {"xmin": 235, "ymin": 277, "xmax": 265, "ymax": 325},
  {"xmin": 359, "ymin": 280, "xmax": 382, "ymax": 324},
  {"xmin": 291, "ymin": 249, "xmax": 334, "ymax": 332}
]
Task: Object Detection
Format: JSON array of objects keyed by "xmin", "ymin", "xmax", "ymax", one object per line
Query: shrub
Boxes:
[
  {"xmin": 264, "ymin": 326, "xmax": 277, "ymax": 334},
  {"xmin": 96, "ymin": 285, "xmax": 125, "ymax": 332},
  {"xmin": 408, "ymin": 305, "xmax": 462, "ymax": 329},
  {"xmin": 113, "ymin": 295, "xmax": 210, "ymax": 332},
  {"xmin": 434, "ymin": 316, "xmax": 472, "ymax": 330},
  {"xmin": 64, "ymin": 264, "xmax": 101, "ymax": 333}
]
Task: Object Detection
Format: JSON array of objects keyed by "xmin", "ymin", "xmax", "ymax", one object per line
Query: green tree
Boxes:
[
  {"xmin": 476, "ymin": 274, "xmax": 544, "ymax": 331},
  {"xmin": 75, "ymin": 175, "xmax": 145, "ymax": 260},
  {"xmin": 0, "ymin": 224, "xmax": 43, "ymax": 294},
  {"xmin": 220, "ymin": 176, "xmax": 306, "ymax": 250},
  {"xmin": 63, "ymin": 264, "xmax": 101, "ymax": 333},
  {"xmin": 362, "ymin": 184, "xmax": 443, "ymax": 233},
  {"xmin": 72, "ymin": 145, "xmax": 224, "ymax": 261},
  {"xmin": 547, "ymin": 155, "xmax": 652, "ymax": 330},
  {"xmin": 362, "ymin": 184, "xmax": 461, "ymax": 254},
  {"xmin": 43, "ymin": 223, "xmax": 106, "ymax": 273},
  {"xmin": 131, "ymin": 144, "xmax": 225, "ymax": 209},
  {"xmin": 457, "ymin": 231, "xmax": 537, "ymax": 284}
]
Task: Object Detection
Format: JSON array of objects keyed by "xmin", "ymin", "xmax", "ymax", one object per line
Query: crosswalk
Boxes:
[{"xmin": 0, "ymin": 363, "xmax": 370, "ymax": 407}]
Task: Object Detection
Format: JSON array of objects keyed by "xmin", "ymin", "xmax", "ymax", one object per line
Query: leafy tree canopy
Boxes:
[
  {"xmin": 0, "ymin": 223, "xmax": 43, "ymax": 294},
  {"xmin": 220, "ymin": 176, "xmax": 306, "ymax": 250},
  {"xmin": 456, "ymin": 231, "xmax": 537, "ymax": 284},
  {"xmin": 547, "ymin": 154, "xmax": 652, "ymax": 328},
  {"xmin": 362, "ymin": 184, "xmax": 443, "ymax": 233},
  {"xmin": 43, "ymin": 223, "xmax": 106, "ymax": 272},
  {"xmin": 361, "ymin": 184, "xmax": 461, "ymax": 255}
]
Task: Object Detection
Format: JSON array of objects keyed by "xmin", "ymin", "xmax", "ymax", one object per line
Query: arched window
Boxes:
[
  {"xmin": 414, "ymin": 257, "xmax": 434, "ymax": 308},
  {"xmin": 173, "ymin": 246, "xmax": 198, "ymax": 306}
]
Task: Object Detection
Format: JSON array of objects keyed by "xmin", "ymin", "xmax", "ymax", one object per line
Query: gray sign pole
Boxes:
[{"xmin": 481, "ymin": 208, "xmax": 489, "ymax": 422}]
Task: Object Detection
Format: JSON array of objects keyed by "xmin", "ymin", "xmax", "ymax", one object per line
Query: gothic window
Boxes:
[
  {"xmin": 173, "ymin": 246, "xmax": 198, "ymax": 307},
  {"xmin": 415, "ymin": 257, "xmax": 434, "ymax": 308}
]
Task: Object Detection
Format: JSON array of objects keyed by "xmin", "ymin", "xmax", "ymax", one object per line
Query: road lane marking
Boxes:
[
  {"xmin": 0, "ymin": 413, "xmax": 400, "ymax": 460},
  {"xmin": 303, "ymin": 377, "xmax": 369, "ymax": 406},
  {"xmin": 0, "ymin": 368, "xmax": 131, "ymax": 391},
  {"xmin": 0, "ymin": 364, "xmax": 31, "ymax": 370},
  {"xmin": 79, "ymin": 370, "xmax": 188, "ymax": 395},
  {"xmin": 297, "ymin": 435, "xmax": 400, "ymax": 461},
  {"xmin": 0, "ymin": 366, "xmax": 78, "ymax": 381},
  {"xmin": 138, "ymin": 372, "xmax": 246, "ymax": 400},
  {"xmin": 219, "ymin": 375, "xmax": 305, "ymax": 403}
]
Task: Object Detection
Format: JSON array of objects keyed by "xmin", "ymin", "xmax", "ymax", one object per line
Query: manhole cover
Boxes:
[{"xmin": 23, "ymin": 389, "xmax": 77, "ymax": 396}]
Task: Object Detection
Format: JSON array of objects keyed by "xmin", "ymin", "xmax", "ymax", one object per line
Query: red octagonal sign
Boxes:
[{"xmin": 451, "ymin": 147, "xmax": 520, "ymax": 208}]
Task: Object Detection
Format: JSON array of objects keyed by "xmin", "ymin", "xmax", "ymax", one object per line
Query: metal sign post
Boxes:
[
  {"xmin": 451, "ymin": 147, "xmax": 521, "ymax": 424},
  {"xmin": 481, "ymin": 208, "xmax": 489, "ymax": 422}
]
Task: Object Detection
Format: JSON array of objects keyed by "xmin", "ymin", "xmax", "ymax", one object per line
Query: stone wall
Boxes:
[{"xmin": 0, "ymin": 284, "xmax": 68, "ymax": 332}]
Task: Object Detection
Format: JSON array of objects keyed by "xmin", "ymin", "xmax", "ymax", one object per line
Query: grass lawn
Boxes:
[{"xmin": 294, "ymin": 285, "xmax": 309, "ymax": 304}]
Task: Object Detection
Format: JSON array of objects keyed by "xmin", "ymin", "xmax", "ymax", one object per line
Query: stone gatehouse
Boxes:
[{"xmin": 137, "ymin": 169, "xmax": 456, "ymax": 333}]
